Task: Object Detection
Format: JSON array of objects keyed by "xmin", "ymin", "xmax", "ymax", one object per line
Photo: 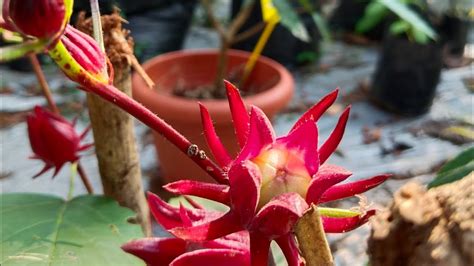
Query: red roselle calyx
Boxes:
[
  {"xmin": 27, "ymin": 106, "xmax": 91, "ymax": 178},
  {"xmin": 3, "ymin": 0, "xmax": 72, "ymax": 42}
]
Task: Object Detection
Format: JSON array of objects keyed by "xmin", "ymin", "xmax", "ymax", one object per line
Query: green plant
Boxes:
[
  {"xmin": 202, "ymin": 0, "xmax": 330, "ymax": 96},
  {"xmin": 428, "ymin": 146, "xmax": 474, "ymax": 188},
  {"xmin": 356, "ymin": 0, "xmax": 437, "ymax": 43}
]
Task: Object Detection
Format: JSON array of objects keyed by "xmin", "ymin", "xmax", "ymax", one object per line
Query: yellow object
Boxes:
[
  {"xmin": 261, "ymin": 0, "xmax": 281, "ymax": 23},
  {"xmin": 240, "ymin": 0, "xmax": 281, "ymax": 86}
]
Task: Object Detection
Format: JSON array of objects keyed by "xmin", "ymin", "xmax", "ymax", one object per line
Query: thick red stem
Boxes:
[{"xmin": 91, "ymin": 83, "xmax": 228, "ymax": 184}]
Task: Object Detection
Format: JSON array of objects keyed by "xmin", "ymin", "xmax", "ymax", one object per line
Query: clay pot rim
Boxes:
[{"xmin": 132, "ymin": 49, "xmax": 294, "ymax": 123}]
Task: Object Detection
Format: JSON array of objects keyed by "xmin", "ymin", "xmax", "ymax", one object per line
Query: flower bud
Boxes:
[
  {"xmin": 49, "ymin": 25, "xmax": 109, "ymax": 86},
  {"xmin": 7, "ymin": 0, "xmax": 69, "ymax": 40},
  {"xmin": 27, "ymin": 106, "xmax": 91, "ymax": 178}
]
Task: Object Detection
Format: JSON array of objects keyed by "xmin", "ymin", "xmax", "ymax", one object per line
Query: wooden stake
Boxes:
[
  {"xmin": 295, "ymin": 204, "xmax": 334, "ymax": 266},
  {"xmin": 77, "ymin": 12, "xmax": 151, "ymax": 236}
]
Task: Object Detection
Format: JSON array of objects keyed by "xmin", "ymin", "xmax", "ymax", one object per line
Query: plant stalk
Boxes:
[
  {"xmin": 295, "ymin": 204, "xmax": 334, "ymax": 266},
  {"xmin": 212, "ymin": 37, "xmax": 230, "ymax": 96},
  {"xmin": 240, "ymin": 19, "xmax": 277, "ymax": 87},
  {"xmin": 91, "ymin": 82, "xmax": 228, "ymax": 184},
  {"xmin": 67, "ymin": 162, "xmax": 78, "ymax": 201},
  {"xmin": 28, "ymin": 53, "xmax": 94, "ymax": 194},
  {"xmin": 81, "ymin": 9, "xmax": 152, "ymax": 235}
]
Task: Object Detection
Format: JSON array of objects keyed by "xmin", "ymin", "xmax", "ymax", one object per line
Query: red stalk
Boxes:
[{"xmin": 90, "ymin": 82, "xmax": 228, "ymax": 184}]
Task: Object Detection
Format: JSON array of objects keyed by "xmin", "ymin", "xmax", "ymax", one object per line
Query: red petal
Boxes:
[
  {"xmin": 172, "ymin": 248, "xmax": 250, "ymax": 266},
  {"xmin": 319, "ymin": 174, "xmax": 390, "ymax": 203},
  {"xmin": 225, "ymin": 80, "xmax": 250, "ymax": 148},
  {"xmin": 179, "ymin": 204, "xmax": 193, "ymax": 227},
  {"xmin": 164, "ymin": 180, "xmax": 230, "ymax": 205},
  {"xmin": 199, "ymin": 103, "xmax": 232, "ymax": 167},
  {"xmin": 228, "ymin": 161, "xmax": 261, "ymax": 226},
  {"xmin": 63, "ymin": 25, "xmax": 106, "ymax": 75},
  {"xmin": 252, "ymin": 193, "xmax": 308, "ymax": 238},
  {"xmin": 277, "ymin": 119, "xmax": 319, "ymax": 176},
  {"xmin": 236, "ymin": 106, "xmax": 275, "ymax": 162},
  {"xmin": 170, "ymin": 212, "xmax": 242, "ymax": 241},
  {"xmin": 121, "ymin": 237, "xmax": 187, "ymax": 266},
  {"xmin": 275, "ymin": 234, "xmax": 304, "ymax": 266},
  {"xmin": 32, "ymin": 164, "xmax": 53, "ymax": 179},
  {"xmin": 250, "ymin": 232, "xmax": 271, "ymax": 266},
  {"xmin": 290, "ymin": 89, "xmax": 339, "ymax": 132},
  {"xmin": 184, "ymin": 196, "xmax": 204, "ymax": 209},
  {"xmin": 322, "ymin": 210, "xmax": 376, "ymax": 233},
  {"xmin": 203, "ymin": 231, "xmax": 250, "ymax": 252},
  {"xmin": 79, "ymin": 125, "xmax": 91, "ymax": 139},
  {"xmin": 306, "ymin": 164, "xmax": 352, "ymax": 204},
  {"xmin": 147, "ymin": 192, "xmax": 183, "ymax": 229},
  {"xmin": 318, "ymin": 106, "xmax": 350, "ymax": 164}
]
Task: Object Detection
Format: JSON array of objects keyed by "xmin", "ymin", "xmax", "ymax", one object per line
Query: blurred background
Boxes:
[{"xmin": 1, "ymin": 0, "xmax": 473, "ymax": 265}]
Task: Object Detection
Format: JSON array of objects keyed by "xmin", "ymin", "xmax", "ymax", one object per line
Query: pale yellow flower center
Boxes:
[{"xmin": 252, "ymin": 146, "xmax": 312, "ymax": 209}]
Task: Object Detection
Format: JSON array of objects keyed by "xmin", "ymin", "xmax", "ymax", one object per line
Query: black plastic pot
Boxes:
[
  {"xmin": 438, "ymin": 15, "xmax": 469, "ymax": 57},
  {"xmin": 369, "ymin": 35, "xmax": 443, "ymax": 116},
  {"xmin": 329, "ymin": 0, "xmax": 386, "ymax": 41},
  {"xmin": 231, "ymin": 0, "xmax": 321, "ymax": 67}
]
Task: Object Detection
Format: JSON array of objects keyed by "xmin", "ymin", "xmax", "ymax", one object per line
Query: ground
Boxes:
[{"xmin": 1, "ymin": 24, "xmax": 472, "ymax": 265}]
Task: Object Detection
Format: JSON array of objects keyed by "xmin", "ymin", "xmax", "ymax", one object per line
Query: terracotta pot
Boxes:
[{"xmin": 132, "ymin": 49, "xmax": 294, "ymax": 184}]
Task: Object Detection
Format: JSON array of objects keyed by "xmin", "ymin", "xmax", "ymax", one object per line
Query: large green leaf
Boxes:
[
  {"xmin": 356, "ymin": 2, "xmax": 389, "ymax": 33},
  {"xmin": 1, "ymin": 194, "xmax": 144, "ymax": 266},
  {"xmin": 273, "ymin": 0, "xmax": 310, "ymax": 42},
  {"xmin": 428, "ymin": 146, "xmax": 474, "ymax": 188},
  {"xmin": 379, "ymin": 0, "xmax": 437, "ymax": 40}
]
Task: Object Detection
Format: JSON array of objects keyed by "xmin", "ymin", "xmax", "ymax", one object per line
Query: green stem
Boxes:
[
  {"xmin": 67, "ymin": 162, "xmax": 78, "ymax": 201},
  {"xmin": 0, "ymin": 39, "xmax": 47, "ymax": 62}
]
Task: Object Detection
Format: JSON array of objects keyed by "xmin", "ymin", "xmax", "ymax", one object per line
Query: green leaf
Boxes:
[
  {"xmin": 389, "ymin": 20, "xmax": 411, "ymax": 35},
  {"xmin": 311, "ymin": 13, "xmax": 331, "ymax": 42},
  {"xmin": 428, "ymin": 147, "xmax": 474, "ymax": 188},
  {"xmin": 378, "ymin": 0, "xmax": 437, "ymax": 41},
  {"xmin": 438, "ymin": 147, "xmax": 474, "ymax": 174},
  {"xmin": 1, "ymin": 194, "xmax": 144, "ymax": 266},
  {"xmin": 273, "ymin": 0, "xmax": 310, "ymax": 42},
  {"xmin": 356, "ymin": 2, "xmax": 388, "ymax": 33},
  {"xmin": 0, "ymin": 39, "xmax": 48, "ymax": 62}
]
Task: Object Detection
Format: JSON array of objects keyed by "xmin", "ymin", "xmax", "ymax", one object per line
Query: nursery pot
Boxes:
[
  {"xmin": 132, "ymin": 49, "xmax": 294, "ymax": 184},
  {"xmin": 369, "ymin": 35, "xmax": 443, "ymax": 116},
  {"xmin": 438, "ymin": 15, "xmax": 469, "ymax": 58}
]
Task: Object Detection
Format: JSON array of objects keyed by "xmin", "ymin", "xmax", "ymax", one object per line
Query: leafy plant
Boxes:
[
  {"xmin": 356, "ymin": 0, "xmax": 437, "ymax": 43},
  {"xmin": 202, "ymin": 0, "xmax": 329, "ymax": 96},
  {"xmin": 1, "ymin": 194, "xmax": 143, "ymax": 265},
  {"xmin": 428, "ymin": 146, "xmax": 474, "ymax": 188}
]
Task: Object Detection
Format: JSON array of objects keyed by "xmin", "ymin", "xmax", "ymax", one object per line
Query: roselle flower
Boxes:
[
  {"xmin": 122, "ymin": 193, "xmax": 250, "ymax": 266},
  {"xmin": 155, "ymin": 82, "xmax": 389, "ymax": 264},
  {"xmin": 27, "ymin": 106, "xmax": 91, "ymax": 178},
  {"xmin": 3, "ymin": 0, "xmax": 72, "ymax": 41}
]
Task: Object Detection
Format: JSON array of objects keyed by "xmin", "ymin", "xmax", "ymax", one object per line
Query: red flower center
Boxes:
[{"xmin": 252, "ymin": 146, "xmax": 312, "ymax": 208}]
